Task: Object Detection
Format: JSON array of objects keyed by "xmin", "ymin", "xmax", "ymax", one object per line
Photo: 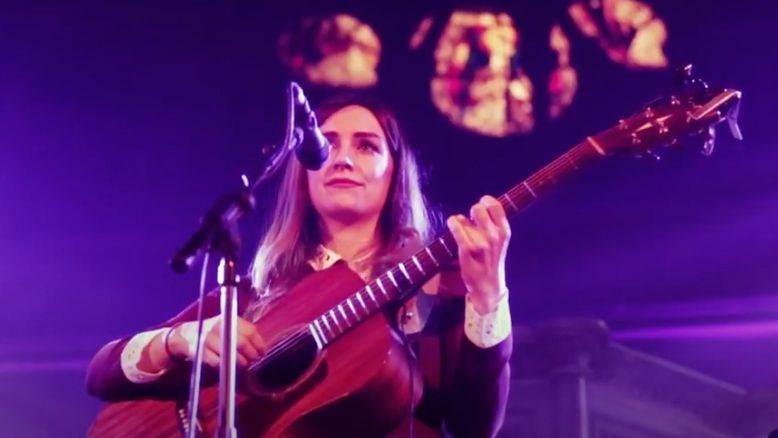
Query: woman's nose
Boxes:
[{"xmin": 329, "ymin": 144, "xmax": 355, "ymax": 170}]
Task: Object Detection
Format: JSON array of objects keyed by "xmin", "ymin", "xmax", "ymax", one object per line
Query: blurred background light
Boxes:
[
  {"xmin": 428, "ymin": 10, "xmax": 534, "ymax": 137},
  {"xmin": 568, "ymin": 0, "xmax": 669, "ymax": 69},
  {"xmin": 277, "ymin": 13, "xmax": 381, "ymax": 88}
]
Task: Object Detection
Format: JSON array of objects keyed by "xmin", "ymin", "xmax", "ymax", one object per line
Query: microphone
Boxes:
[{"xmin": 291, "ymin": 83, "xmax": 330, "ymax": 170}]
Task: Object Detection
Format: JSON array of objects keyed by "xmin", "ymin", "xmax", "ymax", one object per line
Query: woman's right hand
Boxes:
[{"xmin": 167, "ymin": 315, "xmax": 267, "ymax": 368}]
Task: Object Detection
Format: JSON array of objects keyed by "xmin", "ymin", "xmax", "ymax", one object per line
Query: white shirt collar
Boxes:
[{"xmin": 308, "ymin": 244, "xmax": 342, "ymax": 271}]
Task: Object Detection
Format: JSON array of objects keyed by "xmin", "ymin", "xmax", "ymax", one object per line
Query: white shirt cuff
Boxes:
[
  {"xmin": 464, "ymin": 291, "xmax": 512, "ymax": 348},
  {"xmin": 120, "ymin": 327, "xmax": 171, "ymax": 383},
  {"xmin": 119, "ymin": 318, "xmax": 221, "ymax": 384}
]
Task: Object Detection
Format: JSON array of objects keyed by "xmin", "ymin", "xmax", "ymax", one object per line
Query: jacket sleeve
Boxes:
[
  {"xmin": 437, "ymin": 268, "xmax": 513, "ymax": 438},
  {"xmin": 85, "ymin": 281, "xmax": 252, "ymax": 401}
]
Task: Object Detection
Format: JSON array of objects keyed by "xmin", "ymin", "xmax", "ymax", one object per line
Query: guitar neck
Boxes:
[
  {"xmin": 499, "ymin": 138, "xmax": 605, "ymax": 218},
  {"xmin": 305, "ymin": 140, "xmax": 604, "ymax": 348}
]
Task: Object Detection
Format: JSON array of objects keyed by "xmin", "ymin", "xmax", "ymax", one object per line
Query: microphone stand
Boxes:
[{"xmin": 169, "ymin": 82, "xmax": 303, "ymax": 438}]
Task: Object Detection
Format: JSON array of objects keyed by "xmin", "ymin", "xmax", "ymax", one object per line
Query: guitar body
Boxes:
[{"xmin": 88, "ymin": 263, "xmax": 424, "ymax": 437}]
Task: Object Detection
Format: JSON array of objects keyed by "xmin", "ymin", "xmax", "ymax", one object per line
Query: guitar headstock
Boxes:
[{"xmin": 590, "ymin": 64, "xmax": 743, "ymax": 159}]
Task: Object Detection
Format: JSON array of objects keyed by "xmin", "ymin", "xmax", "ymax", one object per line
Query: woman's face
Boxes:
[{"xmin": 307, "ymin": 105, "xmax": 395, "ymax": 225}]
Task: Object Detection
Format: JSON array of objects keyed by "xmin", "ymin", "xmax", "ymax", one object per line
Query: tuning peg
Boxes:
[
  {"xmin": 726, "ymin": 97, "xmax": 743, "ymax": 140},
  {"xmin": 675, "ymin": 64, "xmax": 694, "ymax": 87},
  {"xmin": 701, "ymin": 125, "xmax": 716, "ymax": 156},
  {"xmin": 674, "ymin": 63, "xmax": 709, "ymax": 93}
]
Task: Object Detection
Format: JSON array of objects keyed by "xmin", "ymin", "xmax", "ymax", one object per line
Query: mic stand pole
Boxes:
[
  {"xmin": 214, "ymin": 221, "xmax": 240, "ymax": 438},
  {"xmin": 169, "ymin": 82, "xmax": 302, "ymax": 437}
]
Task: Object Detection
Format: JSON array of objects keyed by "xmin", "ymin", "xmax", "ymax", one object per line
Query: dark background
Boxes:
[{"xmin": 0, "ymin": 1, "xmax": 776, "ymax": 436}]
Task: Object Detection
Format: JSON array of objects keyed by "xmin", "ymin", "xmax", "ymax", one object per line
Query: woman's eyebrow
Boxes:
[{"xmin": 353, "ymin": 132, "xmax": 381, "ymax": 139}]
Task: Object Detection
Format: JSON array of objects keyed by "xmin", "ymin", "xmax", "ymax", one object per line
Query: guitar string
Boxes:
[
  {"xmin": 501, "ymin": 144, "xmax": 593, "ymax": 213},
  {"xmin": 248, "ymin": 252, "xmax": 442, "ymax": 370},
  {"xmin": 249, "ymin": 263, "xmax": 422, "ymax": 368}
]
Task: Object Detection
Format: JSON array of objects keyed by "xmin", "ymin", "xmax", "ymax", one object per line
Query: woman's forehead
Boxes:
[{"xmin": 321, "ymin": 105, "xmax": 384, "ymax": 137}]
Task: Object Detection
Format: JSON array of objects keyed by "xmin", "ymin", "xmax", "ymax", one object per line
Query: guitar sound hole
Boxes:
[{"xmin": 247, "ymin": 331, "xmax": 319, "ymax": 393}]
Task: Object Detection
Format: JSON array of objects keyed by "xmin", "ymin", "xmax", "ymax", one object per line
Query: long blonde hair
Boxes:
[{"xmin": 246, "ymin": 93, "xmax": 439, "ymax": 317}]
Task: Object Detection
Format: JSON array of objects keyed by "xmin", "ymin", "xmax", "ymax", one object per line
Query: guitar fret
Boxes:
[
  {"xmin": 356, "ymin": 292, "xmax": 368, "ymax": 311},
  {"xmin": 504, "ymin": 194, "xmax": 519, "ymax": 212},
  {"xmin": 376, "ymin": 277, "xmax": 389, "ymax": 298},
  {"xmin": 522, "ymin": 181, "xmax": 537, "ymax": 199},
  {"xmin": 398, "ymin": 262, "xmax": 411, "ymax": 281},
  {"xmin": 586, "ymin": 136, "xmax": 606, "ymax": 155},
  {"xmin": 387, "ymin": 270, "xmax": 399, "ymax": 289},
  {"xmin": 321, "ymin": 316, "xmax": 332, "ymax": 335},
  {"xmin": 338, "ymin": 304, "xmax": 348, "ymax": 324},
  {"xmin": 412, "ymin": 255, "xmax": 425, "ymax": 275},
  {"xmin": 439, "ymin": 237, "xmax": 454, "ymax": 257},
  {"xmin": 313, "ymin": 320, "xmax": 327, "ymax": 343},
  {"xmin": 329, "ymin": 309, "xmax": 340, "ymax": 331},
  {"xmin": 346, "ymin": 298, "xmax": 357, "ymax": 317},
  {"xmin": 365, "ymin": 285, "xmax": 378, "ymax": 305},
  {"xmin": 308, "ymin": 324, "xmax": 324, "ymax": 349},
  {"xmin": 425, "ymin": 246, "xmax": 440, "ymax": 266}
]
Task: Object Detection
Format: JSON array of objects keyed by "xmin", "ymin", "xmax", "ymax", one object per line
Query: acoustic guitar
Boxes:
[{"xmin": 87, "ymin": 69, "xmax": 742, "ymax": 437}]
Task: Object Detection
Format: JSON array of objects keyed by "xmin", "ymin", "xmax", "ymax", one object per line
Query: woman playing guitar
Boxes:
[{"xmin": 85, "ymin": 92, "xmax": 514, "ymax": 437}]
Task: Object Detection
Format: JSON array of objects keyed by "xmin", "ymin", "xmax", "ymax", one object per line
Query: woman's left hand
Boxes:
[{"xmin": 446, "ymin": 195, "xmax": 511, "ymax": 314}]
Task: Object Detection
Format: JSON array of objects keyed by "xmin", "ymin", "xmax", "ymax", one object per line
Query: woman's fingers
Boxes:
[
  {"xmin": 238, "ymin": 318, "xmax": 267, "ymax": 356},
  {"xmin": 203, "ymin": 320, "xmax": 257, "ymax": 368}
]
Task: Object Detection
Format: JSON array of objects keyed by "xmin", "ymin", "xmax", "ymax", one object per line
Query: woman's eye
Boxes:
[{"xmin": 359, "ymin": 141, "xmax": 378, "ymax": 151}]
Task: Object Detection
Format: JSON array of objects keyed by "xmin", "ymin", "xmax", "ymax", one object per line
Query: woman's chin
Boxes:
[{"xmin": 321, "ymin": 204, "xmax": 368, "ymax": 222}]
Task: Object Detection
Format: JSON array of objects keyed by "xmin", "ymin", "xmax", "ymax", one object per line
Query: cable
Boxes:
[
  {"xmin": 399, "ymin": 303, "xmax": 417, "ymax": 438},
  {"xmin": 185, "ymin": 251, "xmax": 210, "ymax": 438}
]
